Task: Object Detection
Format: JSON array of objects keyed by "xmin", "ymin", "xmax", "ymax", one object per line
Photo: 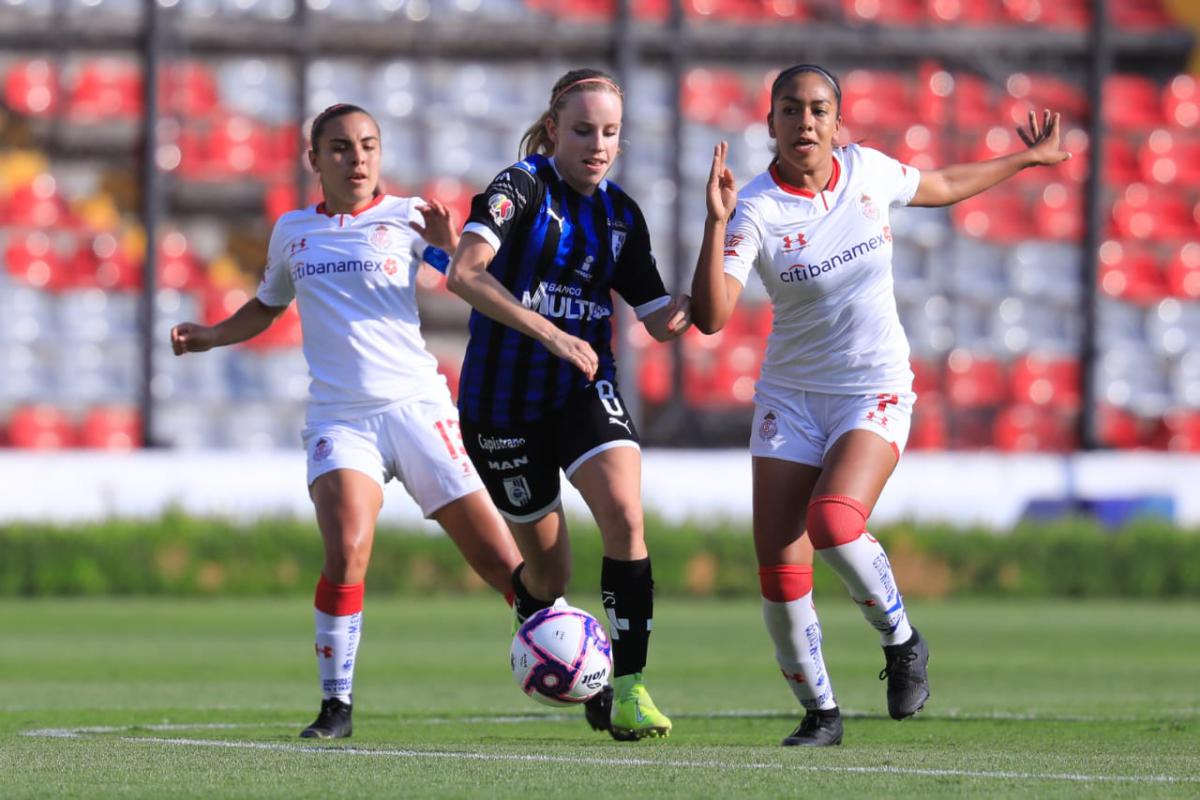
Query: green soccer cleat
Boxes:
[{"xmin": 609, "ymin": 673, "xmax": 672, "ymax": 741}]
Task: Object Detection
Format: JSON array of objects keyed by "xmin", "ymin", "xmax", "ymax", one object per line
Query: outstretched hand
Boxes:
[
  {"xmin": 411, "ymin": 199, "xmax": 460, "ymax": 252},
  {"xmin": 1017, "ymin": 109, "xmax": 1072, "ymax": 167},
  {"xmin": 707, "ymin": 141, "xmax": 738, "ymax": 222}
]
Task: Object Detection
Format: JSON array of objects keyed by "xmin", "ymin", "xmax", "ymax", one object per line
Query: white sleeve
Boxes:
[
  {"xmin": 256, "ymin": 218, "xmax": 295, "ymax": 308},
  {"xmin": 860, "ymin": 146, "xmax": 921, "ymax": 207},
  {"xmin": 721, "ymin": 201, "xmax": 764, "ymax": 288}
]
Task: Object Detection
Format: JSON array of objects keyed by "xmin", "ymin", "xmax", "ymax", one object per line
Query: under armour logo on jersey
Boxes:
[
  {"xmin": 781, "ymin": 232, "xmax": 809, "ymax": 252},
  {"xmin": 289, "ymin": 237, "xmax": 309, "ymax": 256}
]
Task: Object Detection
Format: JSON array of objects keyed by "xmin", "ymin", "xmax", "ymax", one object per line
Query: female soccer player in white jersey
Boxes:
[
  {"xmin": 691, "ymin": 64, "xmax": 1071, "ymax": 746},
  {"xmin": 446, "ymin": 68, "xmax": 690, "ymax": 741},
  {"xmin": 169, "ymin": 104, "xmax": 523, "ymax": 740}
]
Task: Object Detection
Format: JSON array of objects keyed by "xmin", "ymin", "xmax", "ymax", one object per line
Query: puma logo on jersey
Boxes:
[
  {"xmin": 546, "ymin": 205, "xmax": 565, "ymax": 230},
  {"xmin": 608, "ymin": 416, "xmax": 632, "ymax": 434}
]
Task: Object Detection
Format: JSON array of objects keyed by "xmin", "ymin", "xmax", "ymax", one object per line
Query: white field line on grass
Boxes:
[
  {"xmin": 20, "ymin": 724, "xmax": 1198, "ymax": 786},
  {"xmin": 120, "ymin": 736, "xmax": 1200, "ymax": 785}
]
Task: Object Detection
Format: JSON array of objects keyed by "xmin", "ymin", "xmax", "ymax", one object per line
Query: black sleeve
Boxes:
[
  {"xmin": 611, "ymin": 199, "xmax": 669, "ymax": 309},
  {"xmin": 464, "ymin": 164, "xmax": 543, "ymax": 246}
]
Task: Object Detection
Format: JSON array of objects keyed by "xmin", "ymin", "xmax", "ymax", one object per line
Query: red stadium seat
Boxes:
[
  {"xmin": 6, "ymin": 405, "xmax": 75, "ymax": 449},
  {"xmin": 1097, "ymin": 239, "xmax": 1166, "ymax": 303},
  {"xmin": 842, "ymin": 0, "xmax": 925, "ymax": 26},
  {"xmin": 1161, "ymin": 410, "xmax": 1200, "ymax": 452},
  {"xmin": 421, "ymin": 177, "xmax": 477, "ymax": 234},
  {"xmin": 67, "ymin": 58, "xmax": 142, "ymax": 121},
  {"xmin": 682, "ymin": 68, "xmax": 750, "ymax": 130},
  {"xmin": 156, "ymin": 231, "xmax": 206, "ymax": 292},
  {"xmin": 4, "ymin": 231, "xmax": 70, "ymax": 290},
  {"xmin": 950, "ymin": 187, "xmax": 1032, "ymax": 241},
  {"xmin": 1010, "ymin": 354, "xmax": 1080, "ymax": 409},
  {"xmin": 1096, "ymin": 404, "xmax": 1142, "ymax": 449},
  {"xmin": 79, "ymin": 233, "xmax": 142, "ymax": 292},
  {"xmin": 1002, "ymin": 73, "xmax": 1089, "ymax": 128},
  {"xmin": 4, "ymin": 173, "xmax": 73, "ymax": 229},
  {"xmin": 78, "ymin": 406, "xmax": 142, "ymax": 451},
  {"xmin": 1100, "ymin": 135, "xmax": 1142, "ymax": 185},
  {"xmin": 1103, "ymin": 75, "xmax": 1164, "ymax": 132},
  {"xmin": 945, "ymin": 349, "xmax": 1006, "ymax": 408},
  {"xmin": 894, "ymin": 124, "xmax": 944, "ymax": 171},
  {"xmin": 206, "ymin": 116, "xmax": 274, "ymax": 178},
  {"xmin": 1163, "ymin": 74, "xmax": 1198, "ymax": 129},
  {"xmin": 159, "ymin": 61, "xmax": 219, "ymax": 118},
  {"xmin": 638, "ymin": 345, "xmax": 672, "ymax": 405},
  {"xmin": 1165, "ymin": 242, "xmax": 1200, "ymax": 300},
  {"xmin": 910, "ymin": 357, "xmax": 943, "ymax": 398},
  {"xmin": 914, "ymin": 64, "xmax": 953, "ymax": 127},
  {"xmin": 950, "ymin": 72, "xmax": 996, "ymax": 131},
  {"xmin": 3, "ymin": 59, "xmax": 59, "ymax": 116},
  {"xmin": 1001, "ymin": 0, "xmax": 1089, "ymax": 28},
  {"xmin": 993, "ymin": 404, "xmax": 1077, "ymax": 452},
  {"xmin": 908, "ymin": 395, "xmax": 948, "ymax": 449},
  {"xmin": 924, "ymin": 0, "xmax": 999, "ymax": 26},
  {"xmin": 841, "ymin": 70, "xmax": 916, "ymax": 130},
  {"xmin": 1111, "ymin": 0, "xmax": 1173, "ymax": 29},
  {"xmin": 1137, "ymin": 129, "xmax": 1200, "ymax": 186},
  {"xmin": 1031, "ymin": 182, "xmax": 1083, "ymax": 241},
  {"xmin": 1110, "ymin": 183, "xmax": 1195, "ymax": 240}
]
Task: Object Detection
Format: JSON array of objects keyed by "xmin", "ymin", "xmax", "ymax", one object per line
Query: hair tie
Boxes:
[{"xmin": 550, "ymin": 77, "xmax": 622, "ymax": 109}]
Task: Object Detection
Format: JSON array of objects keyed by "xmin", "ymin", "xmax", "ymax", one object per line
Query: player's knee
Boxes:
[
  {"xmin": 595, "ymin": 501, "xmax": 643, "ymax": 548},
  {"xmin": 758, "ymin": 564, "xmax": 813, "ymax": 602},
  {"xmin": 806, "ymin": 494, "xmax": 869, "ymax": 550}
]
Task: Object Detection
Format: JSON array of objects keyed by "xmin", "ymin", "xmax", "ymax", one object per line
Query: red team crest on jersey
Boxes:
[
  {"xmin": 488, "ymin": 193, "xmax": 514, "ymax": 226},
  {"xmin": 313, "ymin": 436, "xmax": 333, "ymax": 462},
  {"xmin": 780, "ymin": 232, "xmax": 808, "ymax": 252},
  {"xmin": 858, "ymin": 193, "xmax": 880, "ymax": 221},
  {"xmin": 370, "ymin": 224, "xmax": 392, "ymax": 250},
  {"xmin": 724, "ymin": 232, "xmax": 744, "ymax": 256},
  {"xmin": 382, "ymin": 257, "xmax": 399, "ymax": 276}
]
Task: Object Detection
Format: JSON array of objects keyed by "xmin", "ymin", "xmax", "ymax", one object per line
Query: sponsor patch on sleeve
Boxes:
[{"xmin": 488, "ymin": 193, "xmax": 515, "ymax": 226}]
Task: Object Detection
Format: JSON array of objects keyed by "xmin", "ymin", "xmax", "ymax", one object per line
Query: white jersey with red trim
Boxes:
[
  {"xmin": 257, "ymin": 194, "xmax": 448, "ymax": 423},
  {"xmin": 723, "ymin": 143, "xmax": 921, "ymax": 395}
]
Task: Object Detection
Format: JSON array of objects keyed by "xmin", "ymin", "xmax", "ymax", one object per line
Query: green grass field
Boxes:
[{"xmin": 1, "ymin": 596, "xmax": 1197, "ymax": 798}]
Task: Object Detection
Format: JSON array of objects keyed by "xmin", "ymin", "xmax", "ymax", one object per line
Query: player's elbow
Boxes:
[
  {"xmin": 691, "ymin": 307, "xmax": 726, "ymax": 336},
  {"xmin": 445, "ymin": 265, "xmax": 469, "ymax": 298}
]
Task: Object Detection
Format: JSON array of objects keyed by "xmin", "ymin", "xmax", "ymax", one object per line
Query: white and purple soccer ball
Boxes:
[{"xmin": 510, "ymin": 605, "xmax": 612, "ymax": 707}]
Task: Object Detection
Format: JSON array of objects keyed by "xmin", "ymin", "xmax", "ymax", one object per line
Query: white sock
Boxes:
[
  {"xmin": 762, "ymin": 592, "xmax": 837, "ymax": 710},
  {"xmin": 314, "ymin": 609, "xmax": 361, "ymax": 703},
  {"xmin": 817, "ymin": 532, "xmax": 913, "ymax": 646}
]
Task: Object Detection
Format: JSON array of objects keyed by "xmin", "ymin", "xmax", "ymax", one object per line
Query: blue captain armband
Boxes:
[{"xmin": 422, "ymin": 246, "xmax": 451, "ymax": 274}]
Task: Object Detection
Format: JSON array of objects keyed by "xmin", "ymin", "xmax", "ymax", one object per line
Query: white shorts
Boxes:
[
  {"xmin": 302, "ymin": 398, "xmax": 484, "ymax": 518},
  {"xmin": 749, "ymin": 384, "xmax": 916, "ymax": 467}
]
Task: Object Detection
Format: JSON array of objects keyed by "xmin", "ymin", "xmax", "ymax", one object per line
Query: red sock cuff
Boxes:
[
  {"xmin": 314, "ymin": 574, "xmax": 364, "ymax": 616},
  {"xmin": 807, "ymin": 494, "xmax": 869, "ymax": 550},
  {"xmin": 758, "ymin": 564, "xmax": 814, "ymax": 602}
]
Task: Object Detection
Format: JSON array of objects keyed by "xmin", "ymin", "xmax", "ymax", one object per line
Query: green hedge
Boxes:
[{"xmin": 1, "ymin": 512, "xmax": 1198, "ymax": 598}]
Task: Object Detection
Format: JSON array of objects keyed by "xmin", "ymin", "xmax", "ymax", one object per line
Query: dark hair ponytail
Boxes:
[{"xmin": 519, "ymin": 68, "xmax": 624, "ymax": 158}]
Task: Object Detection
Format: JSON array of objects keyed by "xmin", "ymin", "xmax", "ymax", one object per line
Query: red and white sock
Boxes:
[
  {"xmin": 313, "ymin": 575, "xmax": 364, "ymax": 703},
  {"xmin": 809, "ymin": 495, "xmax": 913, "ymax": 647},
  {"xmin": 759, "ymin": 565, "xmax": 837, "ymax": 711}
]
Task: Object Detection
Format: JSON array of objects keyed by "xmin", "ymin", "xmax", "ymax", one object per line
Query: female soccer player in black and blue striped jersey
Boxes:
[{"xmin": 446, "ymin": 68, "xmax": 690, "ymax": 741}]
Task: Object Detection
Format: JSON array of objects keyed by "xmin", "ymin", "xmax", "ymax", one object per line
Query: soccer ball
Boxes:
[{"xmin": 510, "ymin": 605, "xmax": 612, "ymax": 706}]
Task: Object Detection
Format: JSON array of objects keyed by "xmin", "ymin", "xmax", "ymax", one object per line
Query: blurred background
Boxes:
[{"xmin": 0, "ymin": 0, "xmax": 1198, "ymax": 527}]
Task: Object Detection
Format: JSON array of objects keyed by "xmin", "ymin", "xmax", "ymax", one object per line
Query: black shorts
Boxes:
[{"xmin": 461, "ymin": 380, "xmax": 640, "ymax": 522}]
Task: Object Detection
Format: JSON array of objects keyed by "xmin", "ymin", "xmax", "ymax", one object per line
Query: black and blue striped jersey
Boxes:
[{"xmin": 458, "ymin": 154, "xmax": 670, "ymax": 426}]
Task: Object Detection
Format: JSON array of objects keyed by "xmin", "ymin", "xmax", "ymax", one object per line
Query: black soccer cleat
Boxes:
[
  {"xmin": 299, "ymin": 697, "xmax": 353, "ymax": 739},
  {"xmin": 781, "ymin": 708, "xmax": 843, "ymax": 747},
  {"xmin": 584, "ymin": 684, "xmax": 613, "ymax": 732},
  {"xmin": 879, "ymin": 628, "xmax": 930, "ymax": 720}
]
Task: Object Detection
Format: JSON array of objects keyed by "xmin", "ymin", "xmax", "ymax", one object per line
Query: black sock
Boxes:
[
  {"xmin": 601, "ymin": 556, "xmax": 653, "ymax": 678},
  {"xmin": 511, "ymin": 564, "xmax": 553, "ymax": 623}
]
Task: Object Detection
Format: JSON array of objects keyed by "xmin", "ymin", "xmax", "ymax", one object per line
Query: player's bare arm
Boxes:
[
  {"xmin": 692, "ymin": 141, "xmax": 744, "ymax": 334},
  {"xmin": 911, "ymin": 109, "xmax": 1071, "ymax": 207},
  {"xmin": 169, "ymin": 297, "xmax": 285, "ymax": 355},
  {"xmin": 447, "ymin": 232, "xmax": 599, "ymax": 380}
]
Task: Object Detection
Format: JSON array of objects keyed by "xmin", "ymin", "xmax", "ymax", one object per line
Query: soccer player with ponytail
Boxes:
[
  {"xmin": 447, "ymin": 68, "xmax": 690, "ymax": 741},
  {"xmin": 691, "ymin": 64, "xmax": 1071, "ymax": 746},
  {"xmin": 170, "ymin": 104, "xmax": 523, "ymax": 739}
]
